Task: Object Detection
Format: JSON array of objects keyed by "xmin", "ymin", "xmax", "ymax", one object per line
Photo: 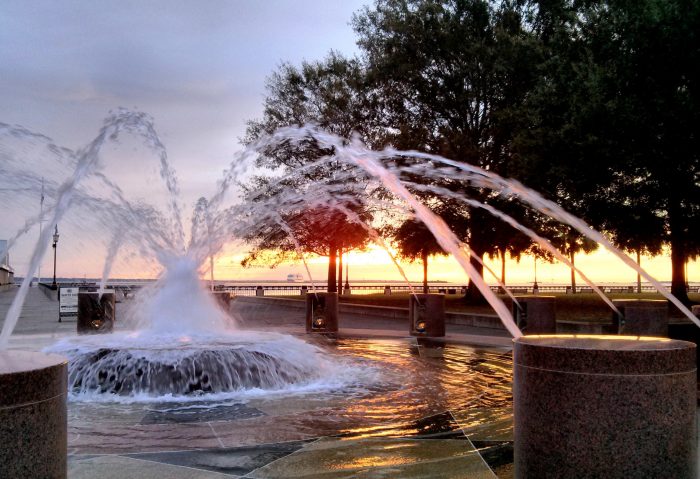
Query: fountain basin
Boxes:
[
  {"xmin": 514, "ymin": 335, "xmax": 697, "ymax": 478},
  {"xmin": 46, "ymin": 331, "xmax": 348, "ymax": 399},
  {"xmin": 0, "ymin": 351, "xmax": 68, "ymax": 479}
]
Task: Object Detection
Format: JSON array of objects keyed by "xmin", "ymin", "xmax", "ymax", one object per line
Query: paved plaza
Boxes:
[
  {"xmin": 4, "ymin": 287, "xmax": 697, "ymax": 478},
  {"xmin": 1, "ymin": 287, "xmax": 517, "ymax": 478}
]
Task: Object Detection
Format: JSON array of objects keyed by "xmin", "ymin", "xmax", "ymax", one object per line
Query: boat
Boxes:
[{"xmin": 286, "ymin": 274, "xmax": 304, "ymax": 282}]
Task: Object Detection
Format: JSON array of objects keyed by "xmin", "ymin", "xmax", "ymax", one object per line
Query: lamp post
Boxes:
[
  {"xmin": 51, "ymin": 224, "xmax": 59, "ymax": 290},
  {"xmin": 533, "ymin": 256, "xmax": 539, "ymax": 294},
  {"xmin": 344, "ymin": 253, "xmax": 350, "ymax": 291}
]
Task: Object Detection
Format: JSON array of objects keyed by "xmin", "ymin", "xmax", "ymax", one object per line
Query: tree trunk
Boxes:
[
  {"xmin": 422, "ymin": 250, "xmax": 429, "ymax": 294},
  {"xmin": 500, "ymin": 249, "xmax": 506, "ymax": 285},
  {"xmin": 670, "ymin": 241, "xmax": 689, "ymax": 302},
  {"xmin": 337, "ymin": 248, "xmax": 343, "ymax": 294},
  {"xmin": 570, "ymin": 250, "xmax": 576, "ymax": 294},
  {"xmin": 464, "ymin": 248, "xmax": 487, "ymax": 304},
  {"xmin": 669, "ymin": 197, "xmax": 690, "ymax": 303},
  {"xmin": 636, "ymin": 249, "xmax": 642, "ymax": 294},
  {"xmin": 327, "ymin": 245, "xmax": 337, "ymax": 293}
]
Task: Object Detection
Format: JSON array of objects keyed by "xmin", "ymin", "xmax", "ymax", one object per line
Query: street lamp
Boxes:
[
  {"xmin": 344, "ymin": 253, "xmax": 350, "ymax": 292},
  {"xmin": 51, "ymin": 224, "xmax": 59, "ymax": 290},
  {"xmin": 533, "ymin": 255, "xmax": 539, "ymax": 294}
]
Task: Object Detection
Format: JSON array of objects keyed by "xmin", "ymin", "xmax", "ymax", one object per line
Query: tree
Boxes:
[
  {"xmin": 354, "ymin": 0, "xmax": 541, "ymax": 302},
  {"xmin": 517, "ymin": 0, "xmax": 700, "ymax": 302},
  {"xmin": 385, "ymin": 200, "xmax": 466, "ymax": 293},
  {"xmin": 242, "ymin": 53, "xmax": 376, "ymax": 291}
]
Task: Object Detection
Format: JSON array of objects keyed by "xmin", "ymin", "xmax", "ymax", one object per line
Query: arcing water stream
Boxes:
[{"xmin": 1, "ymin": 110, "xmax": 698, "ymax": 398}]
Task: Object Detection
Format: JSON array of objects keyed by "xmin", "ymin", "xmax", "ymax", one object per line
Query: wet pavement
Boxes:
[{"xmin": 2, "ymin": 288, "xmax": 514, "ymax": 478}]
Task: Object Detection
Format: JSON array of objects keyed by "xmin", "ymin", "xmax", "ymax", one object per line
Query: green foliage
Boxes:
[
  {"xmin": 241, "ymin": 54, "xmax": 376, "ymax": 290},
  {"xmin": 243, "ymin": 0, "xmax": 700, "ymax": 302},
  {"xmin": 515, "ymin": 0, "xmax": 699, "ymax": 300}
]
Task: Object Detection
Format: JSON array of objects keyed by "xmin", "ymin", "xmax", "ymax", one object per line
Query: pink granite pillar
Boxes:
[
  {"xmin": 305, "ymin": 292, "xmax": 338, "ymax": 334},
  {"xmin": 612, "ymin": 299, "xmax": 668, "ymax": 336},
  {"xmin": 77, "ymin": 292, "xmax": 115, "ymax": 334},
  {"xmin": 212, "ymin": 291, "xmax": 231, "ymax": 311},
  {"xmin": 0, "ymin": 351, "xmax": 67, "ymax": 478},
  {"xmin": 514, "ymin": 336, "xmax": 696, "ymax": 478},
  {"xmin": 512, "ymin": 296, "xmax": 556, "ymax": 334},
  {"xmin": 409, "ymin": 293, "xmax": 445, "ymax": 337}
]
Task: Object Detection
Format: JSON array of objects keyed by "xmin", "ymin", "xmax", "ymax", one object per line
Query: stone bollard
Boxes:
[
  {"xmin": 512, "ymin": 296, "xmax": 556, "ymax": 334},
  {"xmin": 693, "ymin": 305, "xmax": 700, "ymax": 318},
  {"xmin": 0, "ymin": 351, "xmax": 68, "ymax": 478},
  {"xmin": 212, "ymin": 291, "xmax": 231, "ymax": 311},
  {"xmin": 409, "ymin": 294, "xmax": 445, "ymax": 337},
  {"xmin": 77, "ymin": 292, "xmax": 115, "ymax": 334},
  {"xmin": 305, "ymin": 292, "xmax": 338, "ymax": 334},
  {"xmin": 383, "ymin": 285, "xmax": 392, "ymax": 295},
  {"xmin": 514, "ymin": 335, "xmax": 696, "ymax": 478},
  {"xmin": 612, "ymin": 299, "xmax": 668, "ymax": 336},
  {"xmin": 300, "ymin": 285, "xmax": 308, "ymax": 296},
  {"xmin": 255, "ymin": 286, "xmax": 264, "ymax": 297},
  {"xmin": 343, "ymin": 284, "xmax": 351, "ymax": 296}
]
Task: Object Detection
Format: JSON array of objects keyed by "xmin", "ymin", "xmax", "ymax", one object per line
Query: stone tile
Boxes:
[
  {"xmin": 68, "ymin": 455, "xmax": 234, "ymax": 478},
  {"xmin": 141, "ymin": 402, "xmax": 265, "ymax": 425},
  {"xmin": 125, "ymin": 441, "xmax": 309, "ymax": 476},
  {"xmin": 247, "ymin": 437, "xmax": 496, "ymax": 478},
  {"xmin": 472, "ymin": 441, "xmax": 514, "ymax": 477},
  {"xmin": 451, "ymin": 408, "xmax": 513, "ymax": 442},
  {"xmin": 210, "ymin": 414, "xmax": 343, "ymax": 448},
  {"xmin": 247, "ymin": 396, "xmax": 347, "ymax": 417},
  {"xmin": 68, "ymin": 422, "xmax": 223, "ymax": 454}
]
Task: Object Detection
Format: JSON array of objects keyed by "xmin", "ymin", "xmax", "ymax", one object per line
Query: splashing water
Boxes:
[{"xmin": 2, "ymin": 110, "xmax": 699, "ymax": 399}]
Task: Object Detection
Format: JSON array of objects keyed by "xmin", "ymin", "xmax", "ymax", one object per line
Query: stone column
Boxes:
[
  {"xmin": 409, "ymin": 294, "xmax": 445, "ymax": 337},
  {"xmin": 514, "ymin": 336, "xmax": 696, "ymax": 478},
  {"xmin": 255, "ymin": 286, "xmax": 264, "ymax": 297},
  {"xmin": 692, "ymin": 305, "xmax": 700, "ymax": 319},
  {"xmin": 383, "ymin": 286, "xmax": 392, "ymax": 295},
  {"xmin": 77, "ymin": 292, "xmax": 115, "ymax": 334},
  {"xmin": 212, "ymin": 291, "xmax": 231, "ymax": 311},
  {"xmin": 612, "ymin": 299, "xmax": 668, "ymax": 336},
  {"xmin": 0, "ymin": 351, "xmax": 68, "ymax": 479},
  {"xmin": 300, "ymin": 285, "xmax": 308, "ymax": 296},
  {"xmin": 512, "ymin": 296, "xmax": 556, "ymax": 334},
  {"xmin": 305, "ymin": 292, "xmax": 338, "ymax": 334}
]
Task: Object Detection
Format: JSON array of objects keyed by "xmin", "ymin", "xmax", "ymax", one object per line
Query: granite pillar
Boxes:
[
  {"xmin": 305, "ymin": 292, "xmax": 338, "ymax": 334},
  {"xmin": 409, "ymin": 294, "xmax": 445, "ymax": 337},
  {"xmin": 212, "ymin": 291, "xmax": 231, "ymax": 311},
  {"xmin": 612, "ymin": 299, "xmax": 668, "ymax": 336},
  {"xmin": 77, "ymin": 292, "xmax": 115, "ymax": 334},
  {"xmin": 0, "ymin": 351, "xmax": 68, "ymax": 479},
  {"xmin": 514, "ymin": 336, "xmax": 696, "ymax": 478},
  {"xmin": 512, "ymin": 296, "xmax": 556, "ymax": 334}
]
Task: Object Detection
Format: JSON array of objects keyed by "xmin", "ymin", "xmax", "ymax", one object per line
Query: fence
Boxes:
[{"xmin": 214, "ymin": 283, "xmax": 695, "ymax": 297}]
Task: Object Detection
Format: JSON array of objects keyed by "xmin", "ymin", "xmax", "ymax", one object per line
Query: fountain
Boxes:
[{"xmin": 0, "ymin": 110, "xmax": 698, "ymax": 477}]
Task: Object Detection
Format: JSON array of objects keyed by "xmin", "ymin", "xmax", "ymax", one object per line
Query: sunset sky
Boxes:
[{"xmin": 1, "ymin": 1, "xmax": 697, "ymax": 286}]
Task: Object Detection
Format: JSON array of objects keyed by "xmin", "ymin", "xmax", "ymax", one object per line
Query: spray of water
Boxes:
[{"xmin": 2, "ymin": 111, "xmax": 698, "ymax": 353}]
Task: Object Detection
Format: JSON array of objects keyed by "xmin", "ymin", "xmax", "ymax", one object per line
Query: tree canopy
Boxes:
[{"xmin": 241, "ymin": 0, "xmax": 700, "ymax": 303}]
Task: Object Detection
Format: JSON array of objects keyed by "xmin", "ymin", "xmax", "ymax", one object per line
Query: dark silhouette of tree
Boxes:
[
  {"xmin": 516, "ymin": 0, "xmax": 700, "ymax": 302},
  {"xmin": 242, "ymin": 54, "xmax": 375, "ymax": 291},
  {"xmin": 354, "ymin": 0, "xmax": 541, "ymax": 303},
  {"xmin": 384, "ymin": 201, "xmax": 466, "ymax": 293}
]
